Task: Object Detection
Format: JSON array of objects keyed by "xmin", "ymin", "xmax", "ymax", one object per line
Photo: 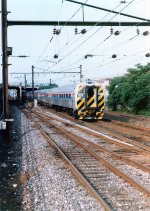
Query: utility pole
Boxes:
[
  {"xmin": 32, "ymin": 65, "xmax": 35, "ymax": 100},
  {"xmin": 24, "ymin": 73, "xmax": 27, "ymax": 92},
  {"xmin": 79, "ymin": 65, "xmax": 83, "ymax": 82},
  {"xmin": 1, "ymin": 0, "xmax": 9, "ymax": 120},
  {"xmin": 50, "ymin": 79, "xmax": 51, "ymax": 89}
]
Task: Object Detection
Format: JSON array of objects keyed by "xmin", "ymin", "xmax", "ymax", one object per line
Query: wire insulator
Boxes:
[
  {"xmin": 137, "ymin": 28, "xmax": 140, "ymax": 35},
  {"xmin": 54, "ymin": 54, "xmax": 58, "ymax": 59},
  {"xmin": 75, "ymin": 28, "xmax": 78, "ymax": 34},
  {"xmin": 112, "ymin": 54, "xmax": 117, "ymax": 58},
  {"xmin": 114, "ymin": 31, "xmax": 120, "ymax": 36},
  {"xmin": 81, "ymin": 29, "xmax": 87, "ymax": 34},
  {"xmin": 56, "ymin": 29, "xmax": 61, "ymax": 35},
  {"xmin": 110, "ymin": 27, "xmax": 113, "ymax": 35},
  {"xmin": 143, "ymin": 31, "xmax": 149, "ymax": 36},
  {"xmin": 85, "ymin": 54, "xmax": 93, "ymax": 59},
  {"xmin": 145, "ymin": 53, "xmax": 150, "ymax": 57},
  {"xmin": 53, "ymin": 28, "xmax": 56, "ymax": 34}
]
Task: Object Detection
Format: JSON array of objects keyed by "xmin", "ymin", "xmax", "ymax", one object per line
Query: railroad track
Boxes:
[
  {"xmin": 45, "ymin": 107, "xmax": 150, "ymax": 152},
  {"xmin": 32, "ymin": 109, "xmax": 150, "ymax": 171},
  {"xmin": 31, "ymin": 107, "xmax": 150, "ymax": 169},
  {"xmin": 23, "ymin": 108, "xmax": 150, "ymax": 210},
  {"xmin": 106, "ymin": 118, "xmax": 150, "ymax": 133},
  {"xmin": 94, "ymin": 120, "xmax": 150, "ymax": 146}
]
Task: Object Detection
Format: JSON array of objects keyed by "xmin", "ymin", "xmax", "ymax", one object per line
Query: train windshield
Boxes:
[
  {"xmin": 86, "ymin": 86, "xmax": 97, "ymax": 108},
  {"xmin": 77, "ymin": 88, "xmax": 84, "ymax": 97}
]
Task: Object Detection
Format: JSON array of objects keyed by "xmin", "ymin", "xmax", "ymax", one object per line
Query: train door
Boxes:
[{"xmin": 86, "ymin": 86, "xmax": 97, "ymax": 108}]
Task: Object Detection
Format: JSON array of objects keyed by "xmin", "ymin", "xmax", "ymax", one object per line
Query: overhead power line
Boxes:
[
  {"xmin": 52, "ymin": 1, "xmax": 135, "ymax": 68},
  {"xmin": 33, "ymin": 0, "xmax": 88, "ymax": 66},
  {"xmin": 64, "ymin": 0, "xmax": 150, "ymax": 22}
]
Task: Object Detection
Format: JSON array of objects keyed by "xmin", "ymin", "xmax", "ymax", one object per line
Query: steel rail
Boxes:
[
  {"xmin": 87, "ymin": 123, "xmax": 150, "ymax": 153},
  {"xmin": 36, "ymin": 109, "xmax": 149, "ymax": 155},
  {"xmin": 47, "ymin": 109, "xmax": 150, "ymax": 152},
  {"xmin": 30, "ymin": 110, "xmax": 150, "ymax": 198},
  {"xmin": 95, "ymin": 118, "xmax": 150, "ymax": 138},
  {"xmin": 23, "ymin": 110, "xmax": 112, "ymax": 211},
  {"xmin": 110, "ymin": 119, "xmax": 150, "ymax": 133},
  {"xmin": 34, "ymin": 109, "xmax": 150, "ymax": 173},
  {"xmin": 48, "ymin": 121, "xmax": 150, "ymax": 198},
  {"xmin": 95, "ymin": 120, "xmax": 150, "ymax": 146},
  {"xmin": 33, "ymin": 109, "xmax": 149, "ymax": 156},
  {"xmin": 66, "ymin": 130, "xmax": 150, "ymax": 173}
]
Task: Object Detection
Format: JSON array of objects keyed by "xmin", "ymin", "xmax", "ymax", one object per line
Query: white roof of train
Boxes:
[{"xmin": 33, "ymin": 82, "xmax": 101, "ymax": 94}]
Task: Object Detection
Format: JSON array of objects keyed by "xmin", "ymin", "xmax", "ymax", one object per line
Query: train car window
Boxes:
[
  {"xmin": 78, "ymin": 93, "xmax": 84, "ymax": 97},
  {"xmin": 87, "ymin": 87, "xmax": 94, "ymax": 98},
  {"xmin": 77, "ymin": 88, "xmax": 84, "ymax": 97},
  {"xmin": 86, "ymin": 87, "xmax": 97, "ymax": 108}
]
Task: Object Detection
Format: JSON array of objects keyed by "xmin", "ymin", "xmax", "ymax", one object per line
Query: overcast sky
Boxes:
[{"xmin": 0, "ymin": 0, "xmax": 150, "ymax": 86}]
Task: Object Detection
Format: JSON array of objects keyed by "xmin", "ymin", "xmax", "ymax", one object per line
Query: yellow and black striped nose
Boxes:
[
  {"xmin": 98, "ymin": 86, "xmax": 104, "ymax": 110},
  {"xmin": 77, "ymin": 97, "xmax": 85, "ymax": 110},
  {"xmin": 87, "ymin": 95, "xmax": 95, "ymax": 108},
  {"xmin": 77, "ymin": 85, "xmax": 85, "ymax": 110}
]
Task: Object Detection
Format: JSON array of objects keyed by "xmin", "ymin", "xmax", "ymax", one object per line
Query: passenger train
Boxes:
[{"xmin": 27, "ymin": 82, "xmax": 105, "ymax": 120}]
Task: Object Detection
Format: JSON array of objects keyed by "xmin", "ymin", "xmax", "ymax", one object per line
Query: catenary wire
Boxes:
[
  {"xmin": 47, "ymin": 0, "xmax": 135, "ymax": 69},
  {"xmin": 34, "ymin": 0, "xmax": 89, "ymax": 66}
]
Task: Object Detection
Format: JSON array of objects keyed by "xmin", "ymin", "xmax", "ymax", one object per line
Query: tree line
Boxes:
[{"xmin": 107, "ymin": 63, "xmax": 150, "ymax": 116}]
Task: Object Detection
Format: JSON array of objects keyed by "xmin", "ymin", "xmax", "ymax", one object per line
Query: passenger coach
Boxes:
[{"xmin": 27, "ymin": 82, "xmax": 105, "ymax": 120}]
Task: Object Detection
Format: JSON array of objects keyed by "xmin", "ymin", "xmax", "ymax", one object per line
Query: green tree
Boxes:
[
  {"xmin": 39, "ymin": 83, "xmax": 58, "ymax": 90},
  {"xmin": 107, "ymin": 63, "xmax": 150, "ymax": 115}
]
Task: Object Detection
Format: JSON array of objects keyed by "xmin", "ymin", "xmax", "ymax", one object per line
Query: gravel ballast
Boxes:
[{"xmin": 17, "ymin": 107, "xmax": 103, "ymax": 211}]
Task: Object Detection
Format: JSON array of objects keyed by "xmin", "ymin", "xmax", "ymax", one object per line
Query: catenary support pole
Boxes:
[
  {"xmin": 32, "ymin": 65, "xmax": 35, "ymax": 101},
  {"xmin": 50, "ymin": 79, "xmax": 51, "ymax": 88},
  {"xmin": 80, "ymin": 65, "xmax": 83, "ymax": 82},
  {"xmin": 1, "ymin": 0, "xmax": 9, "ymax": 119},
  {"xmin": 24, "ymin": 73, "xmax": 27, "ymax": 92}
]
